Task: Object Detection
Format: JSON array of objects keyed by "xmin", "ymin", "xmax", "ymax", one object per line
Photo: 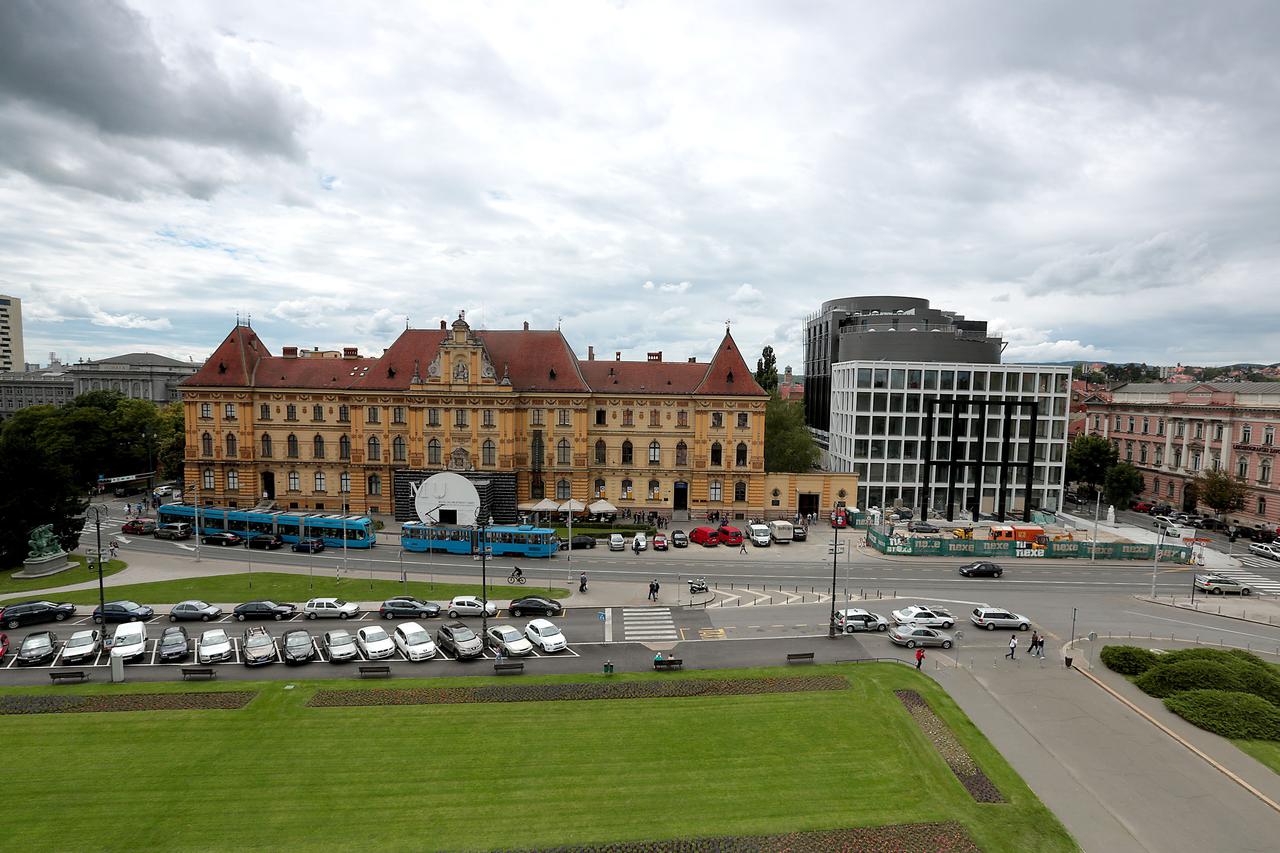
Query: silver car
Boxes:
[
  {"xmin": 60, "ymin": 630, "xmax": 102, "ymax": 663},
  {"xmin": 324, "ymin": 629, "xmax": 359, "ymax": 662},
  {"xmin": 888, "ymin": 624, "xmax": 953, "ymax": 649},
  {"xmin": 970, "ymin": 607, "xmax": 1030, "ymax": 631},
  {"xmin": 169, "ymin": 600, "xmax": 223, "ymax": 622},
  {"xmin": 834, "ymin": 608, "xmax": 889, "ymax": 633},
  {"xmin": 1193, "ymin": 574, "xmax": 1253, "ymax": 595}
]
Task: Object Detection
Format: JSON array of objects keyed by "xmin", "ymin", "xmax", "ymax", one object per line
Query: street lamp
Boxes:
[
  {"xmin": 85, "ymin": 505, "xmax": 108, "ymax": 631},
  {"xmin": 1091, "ymin": 491, "xmax": 1101, "ymax": 563},
  {"xmin": 479, "ymin": 512, "xmax": 491, "ymax": 639},
  {"xmin": 828, "ymin": 509, "xmax": 839, "ymax": 638},
  {"xmin": 1150, "ymin": 526, "xmax": 1165, "ymax": 598}
]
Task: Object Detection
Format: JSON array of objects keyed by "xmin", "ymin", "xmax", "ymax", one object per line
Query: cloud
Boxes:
[
  {"xmin": 23, "ymin": 287, "xmax": 171, "ymax": 330},
  {"xmin": 1023, "ymin": 232, "xmax": 1214, "ymax": 296},
  {"xmin": 643, "ymin": 280, "xmax": 691, "ymax": 294},
  {"xmin": 733, "ymin": 284, "xmax": 763, "ymax": 303}
]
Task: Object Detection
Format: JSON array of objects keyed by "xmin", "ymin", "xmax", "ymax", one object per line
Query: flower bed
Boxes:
[
  {"xmin": 310, "ymin": 675, "xmax": 849, "ymax": 707},
  {"xmin": 510, "ymin": 821, "xmax": 980, "ymax": 852},
  {"xmin": 0, "ymin": 691, "xmax": 257, "ymax": 715},
  {"xmin": 896, "ymin": 690, "xmax": 1003, "ymax": 803}
]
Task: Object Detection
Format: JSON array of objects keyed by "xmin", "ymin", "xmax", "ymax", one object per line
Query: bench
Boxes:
[
  {"xmin": 359, "ymin": 665, "xmax": 392, "ymax": 678},
  {"xmin": 653, "ymin": 658, "xmax": 683, "ymax": 671},
  {"xmin": 49, "ymin": 670, "xmax": 87, "ymax": 684},
  {"xmin": 786, "ymin": 652, "xmax": 816, "ymax": 664},
  {"xmin": 493, "ymin": 661, "xmax": 525, "ymax": 675},
  {"xmin": 181, "ymin": 667, "xmax": 216, "ymax": 681}
]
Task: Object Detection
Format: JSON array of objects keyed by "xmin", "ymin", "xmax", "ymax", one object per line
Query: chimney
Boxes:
[
  {"xmin": 440, "ymin": 319, "xmax": 446, "ymax": 330},
  {"xmin": 587, "ymin": 346, "xmax": 594, "ymax": 361},
  {"xmin": 784, "ymin": 366, "xmax": 793, "ymax": 383},
  {"xmin": 283, "ymin": 347, "xmax": 298, "ymax": 358},
  {"xmin": 615, "ymin": 351, "xmax": 621, "ymax": 361},
  {"xmin": 647, "ymin": 351, "xmax": 662, "ymax": 362},
  {"xmin": 343, "ymin": 347, "xmax": 358, "ymax": 359},
  {"xmin": 523, "ymin": 321, "xmax": 530, "ymax": 331},
  {"xmin": 688, "ymin": 357, "xmax": 697, "ymax": 363}
]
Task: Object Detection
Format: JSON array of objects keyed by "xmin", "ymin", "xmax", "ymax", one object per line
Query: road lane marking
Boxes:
[{"xmin": 1122, "ymin": 609, "xmax": 1280, "ymax": 642}]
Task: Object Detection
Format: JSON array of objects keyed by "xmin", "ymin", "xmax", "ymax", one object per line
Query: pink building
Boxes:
[{"xmin": 1083, "ymin": 382, "xmax": 1280, "ymax": 533}]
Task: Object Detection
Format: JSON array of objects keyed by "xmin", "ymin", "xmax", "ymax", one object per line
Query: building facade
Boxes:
[
  {"xmin": 69, "ymin": 353, "xmax": 198, "ymax": 403},
  {"xmin": 0, "ymin": 362, "xmax": 73, "ymax": 420},
  {"xmin": 1084, "ymin": 382, "xmax": 1280, "ymax": 532},
  {"xmin": 0, "ymin": 294, "xmax": 23, "ymax": 373},
  {"xmin": 180, "ymin": 316, "xmax": 790, "ymax": 519}
]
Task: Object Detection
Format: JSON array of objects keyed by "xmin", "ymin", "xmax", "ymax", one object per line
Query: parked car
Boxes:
[
  {"xmin": 1150, "ymin": 503, "xmax": 1174, "ymax": 516},
  {"xmin": 323, "ymin": 629, "xmax": 358, "ymax": 662},
  {"xmin": 957, "ymin": 561, "xmax": 1004, "ymax": 578},
  {"xmin": 1249, "ymin": 542, "xmax": 1280, "ymax": 560},
  {"xmin": 291, "ymin": 537, "xmax": 325, "ymax": 553},
  {"xmin": 60, "ymin": 630, "xmax": 101, "ymax": 664},
  {"xmin": 888, "ymin": 625, "xmax": 953, "ymax": 649},
  {"xmin": 1199, "ymin": 517, "xmax": 1229, "ymax": 532},
  {"xmin": 379, "ymin": 597, "xmax": 441, "ymax": 619},
  {"xmin": 1194, "ymin": 574, "xmax": 1253, "ymax": 595},
  {"xmin": 233, "ymin": 600, "xmax": 297, "ymax": 621},
  {"xmin": 970, "ymin": 607, "xmax": 1031, "ymax": 631},
  {"xmin": 0, "ymin": 600, "xmax": 76, "ymax": 629},
  {"xmin": 716, "ymin": 526, "xmax": 743, "ymax": 546},
  {"xmin": 202, "ymin": 531, "xmax": 243, "ymax": 547},
  {"xmin": 653, "ymin": 534, "xmax": 668, "ymax": 551},
  {"xmin": 690, "ymin": 526, "xmax": 720, "ymax": 547},
  {"xmin": 508, "ymin": 596, "xmax": 563, "ymax": 617},
  {"xmin": 110, "ymin": 622, "xmax": 147, "ymax": 661},
  {"xmin": 1130, "ymin": 499, "xmax": 1154, "ymax": 513},
  {"xmin": 121, "ymin": 518, "xmax": 156, "ymax": 535},
  {"xmin": 17, "ymin": 631, "xmax": 60, "ymax": 666},
  {"xmin": 435, "ymin": 621, "xmax": 483, "ymax": 658},
  {"xmin": 568, "ymin": 535, "xmax": 597, "ymax": 550},
  {"xmin": 671, "ymin": 530, "xmax": 689, "ymax": 548},
  {"xmin": 241, "ymin": 627, "xmax": 277, "ymax": 666},
  {"xmin": 888, "ymin": 508, "xmax": 914, "ymax": 521},
  {"xmin": 303, "ymin": 598, "xmax": 359, "ymax": 620},
  {"xmin": 747, "ymin": 524, "xmax": 772, "ymax": 547},
  {"xmin": 1064, "ymin": 491, "xmax": 1081, "ymax": 504},
  {"xmin": 0, "ymin": 632, "xmax": 7, "ymax": 663},
  {"xmin": 890, "ymin": 605, "xmax": 955, "ymax": 628},
  {"xmin": 633, "ymin": 532, "xmax": 648, "ymax": 551},
  {"xmin": 357, "ymin": 626, "xmax": 395, "ymax": 659},
  {"xmin": 792, "ymin": 525, "xmax": 808, "ymax": 542},
  {"xmin": 485, "ymin": 624, "xmax": 533, "ymax": 656},
  {"xmin": 392, "ymin": 623, "xmax": 437, "ymax": 661},
  {"xmin": 908, "ymin": 522, "xmax": 939, "ymax": 534},
  {"xmin": 153, "ymin": 522, "xmax": 192, "ymax": 540},
  {"xmin": 246, "ymin": 533, "xmax": 284, "ymax": 550},
  {"xmin": 197, "ymin": 628, "xmax": 233, "ymax": 663},
  {"xmin": 281, "ymin": 629, "xmax": 316, "ymax": 664},
  {"xmin": 834, "ymin": 608, "xmax": 889, "ymax": 633},
  {"xmin": 158, "ymin": 626, "xmax": 190, "ymax": 661},
  {"xmin": 446, "ymin": 596, "xmax": 497, "ymax": 618},
  {"xmin": 93, "ymin": 600, "xmax": 155, "ymax": 624},
  {"xmin": 608, "ymin": 533, "xmax": 626, "ymax": 551},
  {"xmin": 168, "ymin": 600, "xmax": 223, "ymax": 622},
  {"xmin": 524, "ymin": 618, "xmax": 567, "ymax": 653}
]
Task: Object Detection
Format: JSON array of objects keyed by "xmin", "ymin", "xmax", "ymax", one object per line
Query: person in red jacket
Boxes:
[{"xmin": 915, "ymin": 647, "xmax": 925, "ymax": 669}]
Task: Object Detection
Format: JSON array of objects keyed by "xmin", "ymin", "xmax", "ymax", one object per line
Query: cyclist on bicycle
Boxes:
[{"xmin": 509, "ymin": 566, "xmax": 524, "ymax": 583}]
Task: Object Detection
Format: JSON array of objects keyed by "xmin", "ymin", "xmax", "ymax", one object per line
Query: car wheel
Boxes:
[
  {"xmin": 511, "ymin": 608, "xmax": 522, "ymax": 617},
  {"xmin": 905, "ymin": 640, "xmax": 917, "ymax": 648},
  {"xmin": 236, "ymin": 614, "xmax": 246, "ymax": 621},
  {"xmin": 1243, "ymin": 589, "xmax": 1252, "ymax": 596},
  {"xmin": 986, "ymin": 623, "xmax": 996, "ymax": 631},
  {"xmin": 340, "ymin": 613, "xmax": 349, "ymax": 620},
  {"xmin": 1018, "ymin": 623, "xmax": 1029, "ymax": 631},
  {"xmin": 55, "ymin": 613, "xmax": 66, "ymax": 622},
  {"xmin": 201, "ymin": 614, "xmax": 211, "ymax": 622},
  {"xmin": 7, "ymin": 619, "xmax": 19, "ymax": 629},
  {"xmin": 942, "ymin": 621, "xmax": 953, "ymax": 629},
  {"xmin": 995, "ymin": 571, "xmax": 1003, "ymax": 577},
  {"xmin": 129, "ymin": 616, "xmax": 138, "ymax": 623},
  {"xmin": 942, "ymin": 640, "xmax": 952, "ymax": 649},
  {"xmin": 308, "ymin": 612, "xmax": 317, "ymax": 620},
  {"xmin": 877, "ymin": 623, "xmax": 888, "ymax": 632},
  {"xmin": 93, "ymin": 616, "xmax": 102, "ymax": 624},
  {"xmin": 1212, "ymin": 588, "xmax": 1224, "ymax": 595},
  {"xmin": 845, "ymin": 625, "xmax": 855, "ymax": 634},
  {"xmin": 274, "ymin": 613, "xmax": 285, "ymax": 621},
  {"xmin": 383, "ymin": 611, "xmax": 393, "ymax": 619},
  {"xmin": 169, "ymin": 615, "xmax": 178, "ymax": 622},
  {"xmin": 448, "ymin": 610, "xmax": 459, "ymax": 619}
]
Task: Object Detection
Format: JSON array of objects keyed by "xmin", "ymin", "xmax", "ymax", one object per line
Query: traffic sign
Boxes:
[{"xmin": 598, "ymin": 610, "xmax": 607, "ymax": 622}]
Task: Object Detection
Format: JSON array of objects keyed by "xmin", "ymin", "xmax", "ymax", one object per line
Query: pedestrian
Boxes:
[
  {"xmin": 1036, "ymin": 635, "xmax": 1046, "ymax": 657},
  {"xmin": 108, "ymin": 541, "xmax": 119, "ymax": 560},
  {"xmin": 1030, "ymin": 632, "xmax": 1041, "ymax": 657},
  {"xmin": 647, "ymin": 580, "xmax": 656, "ymax": 601},
  {"xmin": 654, "ymin": 651, "xmax": 664, "ymax": 664},
  {"xmin": 915, "ymin": 647, "xmax": 925, "ymax": 669},
  {"xmin": 653, "ymin": 579, "xmax": 660, "ymax": 601},
  {"xmin": 579, "ymin": 571, "xmax": 588, "ymax": 593},
  {"xmin": 1006, "ymin": 635, "xmax": 1017, "ymax": 659},
  {"xmin": 739, "ymin": 539, "xmax": 748, "ymax": 555}
]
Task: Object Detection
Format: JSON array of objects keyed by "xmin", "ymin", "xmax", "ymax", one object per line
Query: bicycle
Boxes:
[{"xmin": 507, "ymin": 570, "xmax": 527, "ymax": 585}]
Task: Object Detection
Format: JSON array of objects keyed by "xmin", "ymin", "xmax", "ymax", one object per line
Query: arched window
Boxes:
[
  {"xmin": 225, "ymin": 433, "xmax": 237, "ymax": 457},
  {"xmin": 367, "ymin": 436, "xmax": 381, "ymax": 461},
  {"xmin": 621, "ymin": 478, "xmax": 633, "ymax": 499},
  {"xmin": 313, "ymin": 434, "xmax": 325, "ymax": 459},
  {"xmin": 648, "ymin": 440, "xmax": 661, "ymax": 464},
  {"xmin": 287, "ymin": 434, "xmax": 299, "ymax": 458},
  {"xmin": 557, "ymin": 438, "xmax": 571, "ymax": 465},
  {"xmin": 227, "ymin": 469, "xmax": 239, "ymax": 491},
  {"xmin": 556, "ymin": 479, "xmax": 571, "ymax": 500},
  {"xmin": 338, "ymin": 435, "xmax": 350, "ymax": 460},
  {"xmin": 201, "ymin": 432, "xmax": 213, "ymax": 456},
  {"xmin": 710, "ymin": 442, "xmax": 722, "ymax": 466},
  {"xmin": 648, "ymin": 479, "xmax": 660, "ymax": 499},
  {"xmin": 734, "ymin": 481, "xmax": 747, "ymax": 501},
  {"xmin": 339, "ymin": 471, "xmax": 350, "ymax": 494},
  {"xmin": 428, "ymin": 438, "xmax": 441, "ymax": 465},
  {"xmin": 594, "ymin": 478, "xmax": 605, "ymax": 498},
  {"xmin": 368, "ymin": 474, "xmax": 382, "ymax": 496},
  {"xmin": 392, "ymin": 435, "xmax": 406, "ymax": 462},
  {"xmin": 675, "ymin": 441, "xmax": 688, "ymax": 466},
  {"xmin": 261, "ymin": 434, "xmax": 273, "ymax": 458},
  {"xmin": 482, "ymin": 439, "xmax": 496, "ymax": 466},
  {"xmin": 594, "ymin": 439, "xmax": 606, "ymax": 465},
  {"xmin": 288, "ymin": 470, "xmax": 299, "ymax": 491},
  {"xmin": 622, "ymin": 440, "xmax": 633, "ymax": 465},
  {"xmin": 735, "ymin": 442, "xmax": 747, "ymax": 467},
  {"xmin": 203, "ymin": 469, "xmax": 214, "ymax": 490},
  {"xmin": 709, "ymin": 479, "xmax": 722, "ymax": 502}
]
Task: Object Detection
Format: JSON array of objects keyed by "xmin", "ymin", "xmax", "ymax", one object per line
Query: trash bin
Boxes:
[
  {"xmin": 1064, "ymin": 656, "xmax": 1073, "ymax": 669},
  {"xmin": 603, "ymin": 660, "xmax": 614, "ymax": 675},
  {"xmin": 110, "ymin": 654, "xmax": 125, "ymax": 683}
]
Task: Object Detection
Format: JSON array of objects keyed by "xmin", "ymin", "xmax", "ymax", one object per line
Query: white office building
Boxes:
[
  {"xmin": 0, "ymin": 294, "xmax": 23, "ymax": 372},
  {"xmin": 826, "ymin": 360, "xmax": 1071, "ymax": 518}
]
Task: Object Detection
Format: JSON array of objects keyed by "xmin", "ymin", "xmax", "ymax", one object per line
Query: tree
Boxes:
[
  {"xmin": 1191, "ymin": 468, "xmax": 1249, "ymax": 518},
  {"xmin": 1104, "ymin": 462, "xmax": 1145, "ymax": 509},
  {"xmin": 764, "ymin": 394, "xmax": 819, "ymax": 472},
  {"xmin": 754, "ymin": 346, "xmax": 779, "ymax": 395},
  {"xmin": 0, "ymin": 431, "xmax": 86, "ymax": 567},
  {"xmin": 1066, "ymin": 434, "xmax": 1117, "ymax": 495}
]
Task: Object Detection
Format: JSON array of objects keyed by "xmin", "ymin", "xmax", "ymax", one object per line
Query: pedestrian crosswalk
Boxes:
[
  {"xmin": 621, "ymin": 607, "xmax": 679, "ymax": 641},
  {"xmin": 1236, "ymin": 555, "xmax": 1280, "ymax": 571},
  {"xmin": 1211, "ymin": 564, "xmax": 1280, "ymax": 595}
]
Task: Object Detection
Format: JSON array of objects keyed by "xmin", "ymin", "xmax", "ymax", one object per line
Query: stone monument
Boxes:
[{"xmin": 13, "ymin": 523, "xmax": 77, "ymax": 579}]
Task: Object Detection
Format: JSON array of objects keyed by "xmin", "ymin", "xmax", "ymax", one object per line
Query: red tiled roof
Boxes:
[
  {"xmin": 478, "ymin": 330, "xmax": 589, "ymax": 392},
  {"xmin": 695, "ymin": 331, "xmax": 768, "ymax": 396},
  {"xmin": 183, "ymin": 325, "xmax": 268, "ymax": 387},
  {"xmin": 579, "ymin": 360, "xmax": 709, "ymax": 394}
]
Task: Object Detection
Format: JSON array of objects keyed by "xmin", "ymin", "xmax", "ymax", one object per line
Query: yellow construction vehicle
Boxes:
[{"xmin": 951, "ymin": 527, "xmax": 973, "ymax": 540}]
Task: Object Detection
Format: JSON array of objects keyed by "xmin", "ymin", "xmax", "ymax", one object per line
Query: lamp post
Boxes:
[
  {"xmin": 828, "ymin": 511, "xmax": 839, "ymax": 638},
  {"xmin": 192, "ymin": 474, "xmax": 202, "ymax": 563},
  {"xmin": 1151, "ymin": 526, "xmax": 1164, "ymax": 598},
  {"xmin": 1091, "ymin": 491, "xmax": 1101, "ymax": 563},
  {"xmin": 479, "ymin": 513, "xmax": 491, "ymax": 639},
  {"xmin": 86, "ymin": 505, "xmax": 108, "ymax": 631}
]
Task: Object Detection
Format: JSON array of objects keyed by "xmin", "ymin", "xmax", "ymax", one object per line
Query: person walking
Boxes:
[
  {"xmin": 1030, "ymin": 632, "xmax": 1041, "ymax": 658},
  {"xmin": 652, "ymin": 578, "xmax": 660, "ymax": 601},
  {"xmin": 739, "ymin": 539, "xmax": 748, "ymax": 555},
  {"xmin": 1036, "ymin": 635, "xmax": 1046, "ymax": 658},
  {"xmin": 914, "ymin": 647, "xmax": 925, "ymax": 670},
  {"xmin": 647, "ymin": 580, "xmax": 656, "ymax": 601},
  {"xmin": 579, "ymin": 571, "xmax": 588, "ymax": 593},
  {"xmin": 1006, "ymin": 635, "xmax": 1017, "ymax": 660},
  {"xmin": 108, "ymin": 541, "xmax": 119, "ymax": 560}
]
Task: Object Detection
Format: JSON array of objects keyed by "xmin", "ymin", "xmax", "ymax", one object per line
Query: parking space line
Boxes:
[
  {"xmin": 149, "ymin": 640, "xmax": 159, "ymax": 665},
  {"xmin": 146, "ymin": 616, "xmax": 165, "ymax": 624},
  {"xmin": 70, "ymin": 617, "xmax": 92, "ymax": 626}
]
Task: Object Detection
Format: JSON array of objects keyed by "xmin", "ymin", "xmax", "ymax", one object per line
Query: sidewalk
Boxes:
[
  {"xmin": 1135, "ymin": 593, "xmax": 1280, "ymax": 628},
  {"xmin": 1058, "ymin": 511, "xmax": 1241, "ymax": 570}
]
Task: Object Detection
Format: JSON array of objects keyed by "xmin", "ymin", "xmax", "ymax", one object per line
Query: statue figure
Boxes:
[
  {"xmin": 453, "ymin": 360, "xmax": 469, "ymax": 381},
  {"xmin": 1106, "ymin": 504, "xmax": 1116, "ymax": 526},
  {"xmin": 27, "ymin": 524, "xmax": 62, "ymax": 559}
]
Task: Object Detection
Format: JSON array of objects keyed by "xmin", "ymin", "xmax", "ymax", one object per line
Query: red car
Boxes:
[
  {"xmin": 652, "ymin": 534, "xmax": 668, "ymax": 551},
  {"xmin": 717, "ymin": 525, "xmax": 744, "ymax": 546},
  {"xmin": 122, "ymin": 518, "xmax": 156, "ymax": 534},
  {"xmin": 1131, "ymin": 500, "xmax": 1154, "ymax": 513},
  {"xmin": 690, "ymin": 526, "xmax": 720, "ymax": 547},
  {"xmin": 0, "ymin": 632, "xmax": 7, "ymax": 663}
]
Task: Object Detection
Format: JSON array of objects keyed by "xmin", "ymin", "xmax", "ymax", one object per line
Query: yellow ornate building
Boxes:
[{"xmin": 181, "ymin": 315, "xmax": 784, "ymax": 520}]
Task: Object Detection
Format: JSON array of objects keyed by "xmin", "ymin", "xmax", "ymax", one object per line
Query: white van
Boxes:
[
  {"xmin": 110, "ymin": 622, "xmax": 148, "ymax": 661},
  {"xmin": 768, "ymin": 520, "xmax": 794, "ymax": 543},
  {"xmin": 748, "ymin": 523, "xmax": 772, "ymax": 547}
]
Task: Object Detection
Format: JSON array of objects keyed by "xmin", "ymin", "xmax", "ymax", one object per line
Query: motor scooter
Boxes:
[{"xmin": 687, "ymin": 577, "xmax": 708, "ymax": 594}]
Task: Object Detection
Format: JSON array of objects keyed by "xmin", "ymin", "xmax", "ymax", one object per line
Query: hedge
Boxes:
[
  {"xmin": 1099, "ymin": 645, "xmax": 1159, "ymax": 676},
  {"xmin": 1157, "ymin": 647, "xmax": 1271, "ymax": 671},
  {"xmin": 1135, "ymin": 657, "xmax": 1280, "ymax": 707},
  {"xmin": 1163, "ymin": 690, "xmax": 1280, "ymax": 740}
]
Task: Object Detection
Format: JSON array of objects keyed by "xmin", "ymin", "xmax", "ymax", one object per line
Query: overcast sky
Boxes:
[{"xmin": 2, "ymin": 1, "xmax": 1278, "ymax": 372}]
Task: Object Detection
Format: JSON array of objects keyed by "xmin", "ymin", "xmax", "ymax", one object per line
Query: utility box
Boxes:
[{"xmin": 110, "ymin": 655, "xmax": 125, "ymax": 683}]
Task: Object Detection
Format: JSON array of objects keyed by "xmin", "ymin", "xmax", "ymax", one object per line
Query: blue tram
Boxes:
[
  {"xmin": 400, "ymin": 523, "xmax": 557, "ymax": 558},
  {"xmin": 156, "ymin": 504, "xmax": 377, "ymax": 548}
]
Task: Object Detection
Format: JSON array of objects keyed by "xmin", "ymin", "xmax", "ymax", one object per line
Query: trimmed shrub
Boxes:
[
  {"xmin": 1136, "ymin": 659, "xmax": 1245, "ymax": 698},
  {"xmin": 1163, "ymin": 690, "xmax": 1280, "ymax": 740},
  {"xmin": 1158, "ymin": 647, "xmax": 1270, "ymax": 670},
  {"xmin": 1100, "ymin": 645, "xmax": 1159, "ymax": 676}
]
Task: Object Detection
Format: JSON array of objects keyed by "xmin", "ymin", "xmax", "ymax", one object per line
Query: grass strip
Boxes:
[
  {"xmin": 0, "ymin": 691, "xmax": 257, "ymax": 715},
  {"xmin": 514, "ymin": 821, "xmax": 981, "ymax": 852},
  {"xmin": 897, "ymin": 689, "xmax": 1005, "ymax": 802},
  {"xmin": 0, "ymin": 555, "xmax": 127, "ymax": 596}
]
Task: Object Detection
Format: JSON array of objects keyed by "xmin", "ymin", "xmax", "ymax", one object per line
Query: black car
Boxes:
[
  {"xmin": 1150, "ymin": 503, "xmax": 1174, "ymax": 516},
  {"xmin": 792, "ymin": 526, "xmax": 807, "ymax": 542},
  {"xmin": 281, "ymin": 629, "xmax": 316, "ymax": 664},
  {"xmin": 958, "ymin": 561, "xmax": 1004, "ymax": 578},
  {"xmin": 291, "ymin": 537, "xmax": 326, "ymax": 553},
  {"xmin": 0, "ymin": 600, "xmax": 76, "ymax": 630},
  {"xmin": 508, "ymin": 596, "xmax": 564, "ymax": 617},
  {"xmin": 157, "ymin": 626, "xmax": 190, "ymax": 662},
  {"xmin": 246, "ymin": 533, "xmax": 284, "ymax": 550},
  {"xmin": 671, "ymin": 530, "xmax": 689, "ymax": 547},
  {"xmin": 569, "ymin": 535, "xmax": 596, "ymax": 550},
  {"xmin": 1199, "ymin": 518, "xmax": 1229, "ymax": 532},
  {"xmin": 17, "ymin": 631, "xmax": 59, "ymax": 666},
  {"xmin": 241, "ymin": 626, "xmax": 277, "ymax": 666},
  {"xmin": 233, "ymin": 600, "xmax": 297, "ymax": 621},
  {"xmin": 202, "ymin": 532, "xmax": 243, "ymax": 547},
  {"xmin": 379, "ymin": 597, "xmax": 441, "ymax": 619},
  {"xmin": 93, "ymin": 600, "xmax": 155, "ymax": 624}
]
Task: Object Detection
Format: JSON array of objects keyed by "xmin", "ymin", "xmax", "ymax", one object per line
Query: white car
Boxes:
[
  {"xmin": 890, "ymin": 605, "xmax": 955, "ymax": 629},
  {"xmin": 1194, "ymin": 574, "xmax": 1254, "ymax": 595},
  {"xmin": 608, "ymin": 533, "xmax": 625, "ymax": 551},
  {"xmin": 446, "ymin": 596, "xmax": 497, "ymax": 618},
  {"xmin": 633, "ymin": 532, "xmax": 647, "ymax": 551},
  {"xmin": 1248, "ymin": 542, "xmax": 1280, "ymax": 561},
  {"xmin": 392, "ymin": 622, "xmax": 437, "ymax": 660},
  {"xmin": 748, "ymin": 524, "xmax": 771, "ymax": 547},
  {"xmin": 61, "ymin": 630, "xmax": 102, "ymax": 663},
  {"xmin": 110, "ymin": 622, "xmax": 147, "ymax": 661},
  {"xmin": 303, "ymin": 597, "xmax": 360, "ymax": 619},
  {"xmin": 198, "ymin": 628, "xmax": 234, "ymax": 663},
  {"xmin": 524, "ymin": 618, "xmax": 567, "ymax": 653},
  {"xmin": 485, "ymin": 624, "xmax": 533, "ymax": 656},
  {"xmin": 969, "ymin": 607, "xmax": 1031, "ymax": 631},
  {"xmin": 357, "ymin": 625, "xmax": 395, "ymax": 659}
]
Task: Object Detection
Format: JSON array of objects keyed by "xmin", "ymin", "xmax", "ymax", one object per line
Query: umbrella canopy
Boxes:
[
  {"xmin": 559, "ymin": 499, "xmax": 586, "ymax": 513},
  {"xmin": 588, "ymin": 499, "xmax": 618, "ymax": 514},
  {"xmin": 517, "ymin": 501, "xmax": 542, "ymax": 511},
  {"xmin": 530, "ymin": 498, "xmax": 560, "ymax": 512}
]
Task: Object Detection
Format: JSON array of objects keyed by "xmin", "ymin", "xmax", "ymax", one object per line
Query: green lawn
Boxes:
[
  {"xmin": 0, "ymin": 571, "xmax": 569, "ymax": 606},
  {"xmin": 1235, "ymin": 739, "xmax": 1280, "ymax": 775},
  {"xmin": 0, "ymin": 554, "xmax": 126, "ymax": 597},
  {"xmin": 0, "ymin": 664, "xmax": 1075, "ymax": 852}
]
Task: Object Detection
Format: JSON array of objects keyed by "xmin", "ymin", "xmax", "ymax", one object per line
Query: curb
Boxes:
[
  {"xmin": 1072, "ymin": 664, "xmax": 1280, "ymax": 816},
  {"xmin": 1134, "ymin": 595, "xmax": 1280, "ymax": 629}
]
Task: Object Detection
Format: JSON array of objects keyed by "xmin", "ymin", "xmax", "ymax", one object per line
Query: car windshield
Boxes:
[
  {"xmin": 405, "ymin": 631, "xmax": 430, "ymax": 645},
  {"xmin": 452, "ymin": 626, "xmax": 476, "ymax": 641},
  {"xmin": 260, "ymin": 601, "xmax": 279, "ymax": 608},
  {"xmin": 120, "ymin": 601, "xmax": 141, "ymax": 610},
  {"xmin": 247, "ymin": 635, "xmax": 272, "ymax": 649},
  {"xmin": 539, "ymin": 625, "xmax": 562, "ymax": 637},
  {"xmin": 287, "ymin": 634, "xmax": 311, "ymax": 648},
  {"xmin": 328, "ymin": 631, "xmax": 352, "ymax": 645},
  {"xmin": 23, "ymin": 636, "xmax": 50, "ymax": 650},
  {"xmin": 364, "ymin": 628, "xmax": 388, "ymax": 643},
  {"xmin": 162, "ymin": 634, "xmax": 184, "ymax": 646},
  {"xmin": 203, "ymin": 631, "xmax": 228, "ymax": 645},
  {"xmin": 67, "ymin": 634, "xmax": 94, "ymax": 647},
  {"xmin": 332, "ymin": 600, "xmax": 348, "ymax": 607},
  {"xmin": 497, "ymin": 627, "xmax": 519, "ymax": 640}
]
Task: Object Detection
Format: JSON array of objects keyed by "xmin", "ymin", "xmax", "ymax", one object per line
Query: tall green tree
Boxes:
[
  {"xmin": 0, "ymin": 431, "xmax": 86, "ymax": 566},
  {"xmin": 754, "ymin": 346, "xmax": 779, "ymax": 395},
  {"xmin": 764, "ymin": 394, "xmax": 819, "ymax": 472},
  {"xmin": 1104, "ymin": 462, "xmax": 1145, "ymax": 509},
  {"xmin": 1191, "ymin": 468, "xmax": 1249, "ymax": 518},
  {"xmin": 1066, "ymin": 434, "xmax": 1118, "ymax": 495}
]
